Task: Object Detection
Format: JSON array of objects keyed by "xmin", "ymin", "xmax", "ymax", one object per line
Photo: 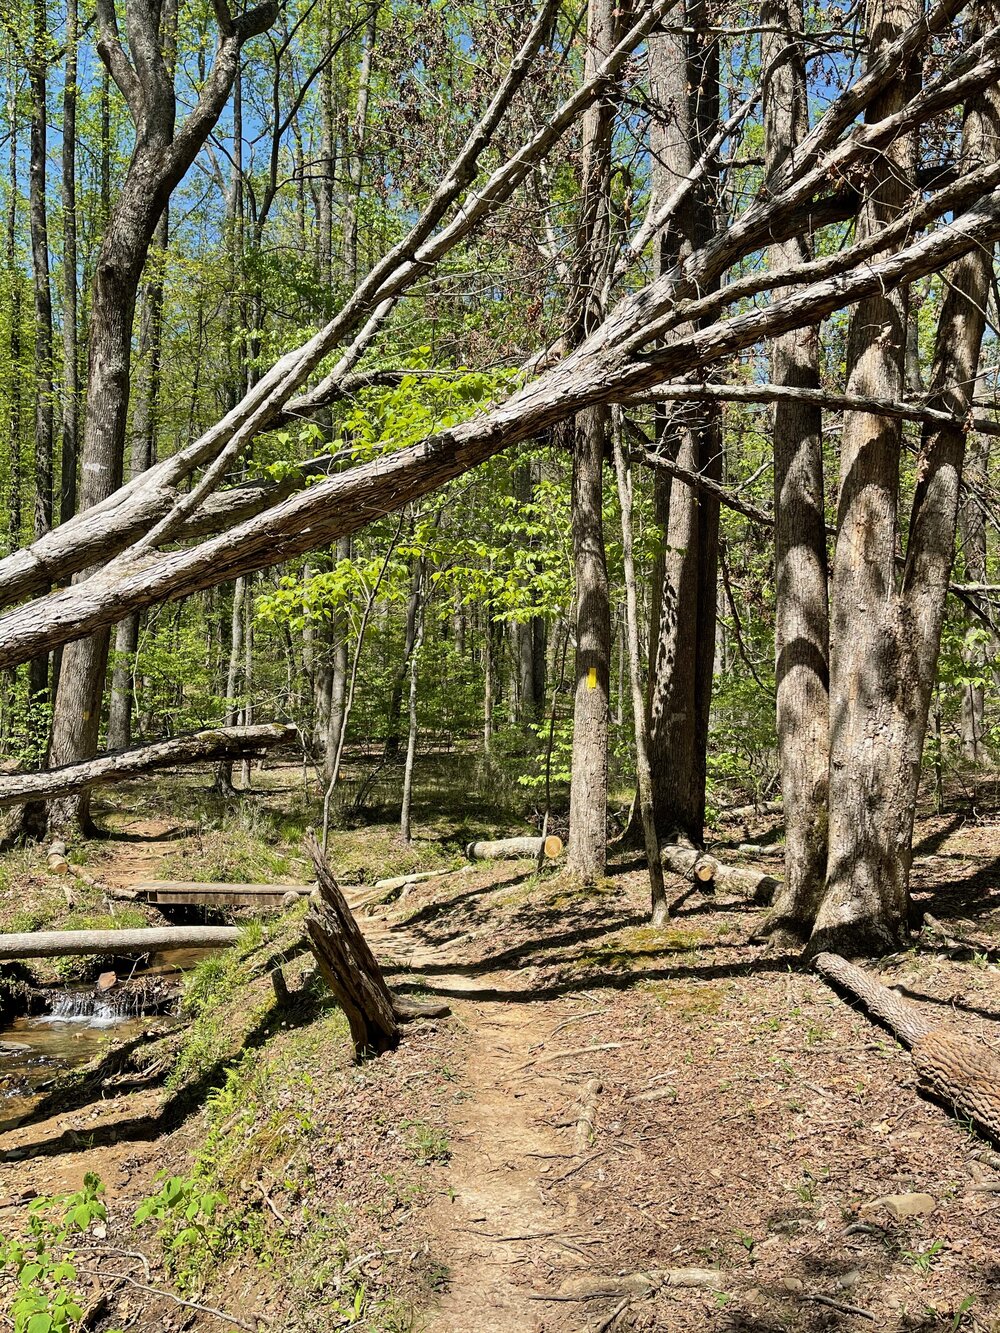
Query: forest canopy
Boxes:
[{"xmin": 0, "ymin": 0, "xmax": 999, "ymax": 960}]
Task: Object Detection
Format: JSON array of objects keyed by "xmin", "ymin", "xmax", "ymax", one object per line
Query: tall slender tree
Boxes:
[
  {"xmin": 48, "ymin": 0, "xmax": 277, "ymax": 832},
  {"xmin": 759, "ymin": 0, "xmax": 830, "ymax": 942}
]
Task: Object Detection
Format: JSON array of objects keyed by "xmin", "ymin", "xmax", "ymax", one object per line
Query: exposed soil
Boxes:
[{"xmin": 1, "ymin": 789, "xmax": 999, "ymax": 1331}]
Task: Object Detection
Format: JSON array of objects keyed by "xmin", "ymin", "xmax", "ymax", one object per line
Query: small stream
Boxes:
[{"xmin": 0, "ymin": 947, "xmax": 199, "ymax": 1130}]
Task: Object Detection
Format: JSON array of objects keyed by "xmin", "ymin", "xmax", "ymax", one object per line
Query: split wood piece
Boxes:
[
  {"xmin": 814, "ymin": 952, "xmax": 1000, "ymax": 1142},
  {"xmin": 465, "ymin": 835, "xmax": 564, "ymax": 861},
  {"xmin": 304, "ymin": 832, "xmax": 449, "ymax": 1058},
  {"xmin": 0, "ymin": 724, "xmax": 296, "ymax": 808},
  {"xmin": 575, "ymin": 1077, "xmax": 602, "ymax": 1153},
  {"xmin": 350, "ymin": 866, "xmax": 473, "ymax": 912},
  {"xmin": 0, "ymin": 926, "xmax": 240, "ymax": 961},
  {"xmin": 661, "ymin": 842, "xmax": 778, "ymax": 905}
]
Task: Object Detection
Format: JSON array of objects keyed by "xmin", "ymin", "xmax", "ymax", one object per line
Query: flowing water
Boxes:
[{"xmin": 0, "ymin": 946, "xmax": 202, "ymax": 1130}]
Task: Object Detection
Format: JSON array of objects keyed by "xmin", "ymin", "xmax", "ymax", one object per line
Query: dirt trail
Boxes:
[
  {"xmin": 97, "ymin": 816, "xmax": 187, "ymax": 891},
  {"xmin": 361, "ymin": 912, "xmax": 604, "ymax": 1331}
]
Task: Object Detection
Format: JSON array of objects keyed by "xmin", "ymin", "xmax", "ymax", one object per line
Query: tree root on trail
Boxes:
[
  {"xmin": 814, "ymin": 951, "xmax": 1000, "ymax": 1143},
  {"xmin": 528, "ymin": 1267, "xmax": 723, "ymax": 1301}
]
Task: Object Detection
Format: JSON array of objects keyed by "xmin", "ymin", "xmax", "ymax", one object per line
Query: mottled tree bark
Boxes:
[
  {"xmin": 108, "ymin": 211, "xmax": 168, "ymax": 751},
  {"xmin": 60, "ymin": 0, "xmax": 79, "ymax": 527},
  {"xmin": 5, "ymin": 77, "xmax": 22, "ymax": 549},
  {"xmin": 957, "ymin": 439, "xmax": 990, "ymax": 760},
  {"xmin": 813, "ymin": 0, "xmax": 999, "ymax": 955},
  {"xmin": 566, "ymin": 0, "xmax": 616, "ymax": 880},
  {"xmin": 759, "ymin": 0, "xmax": 830, "ymax": 941}
]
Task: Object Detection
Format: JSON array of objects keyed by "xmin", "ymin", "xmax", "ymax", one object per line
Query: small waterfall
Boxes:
[{"xmin": 41, "ymin": 989, "xmax": 147, "ymax": 1028}]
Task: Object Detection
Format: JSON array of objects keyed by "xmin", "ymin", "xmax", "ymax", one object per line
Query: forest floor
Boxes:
[{"xmin": 0, "ymin": 758, "xmax": 999, "ymax": 1331}]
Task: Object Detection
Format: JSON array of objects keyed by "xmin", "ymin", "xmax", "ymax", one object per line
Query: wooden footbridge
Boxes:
[{"xmin": 132, "ymin": 881, "xmax": 314, "ymax": 908}]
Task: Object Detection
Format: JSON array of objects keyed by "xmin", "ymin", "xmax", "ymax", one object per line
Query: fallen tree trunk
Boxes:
[
  {"xmin": 466, "ymin": 835, "xmax": 564, "ymax": 861},
  {"xmin": 4, "ymin": 169, "xmax": 1000, "ymax": 673},
  {"xmin": 661, "ymin": 842, "xmax": 778, "ymax": 904},
  {"xmin": 814, "ymin": 951, "xmax": 1000, "ymax": 1142},
  {"xmin": 0, "ymin": 926, "xmax": 240, "ymax": 960},
  {"xmin": 0, "ymin": 724, "xmax": 295, "ymax": 807},
  {"xmin": 305, "ymin": 832, "xmax": 448, "ymax": 1058},
  {"xmin": 715, "ymin": 799, "xmax": 783, "ymax": 822}
]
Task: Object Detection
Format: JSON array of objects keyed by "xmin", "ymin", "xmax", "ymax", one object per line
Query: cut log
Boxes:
[
  {"xmin": 715, "ymin": 798, "xmax": 783, "ymax": 822},
  {"xmin": 465, "ymin": 835, "xmax": 564, "ymax": 861},
  {"xmin": 0, "ymin": 926, "xmax": 240, "ymax": 960},
  {"xmin": 305, "ymin": 832, "xmax": 449, "ymax": 1058},
  {"xmin": 660, "ymin": 842, "xmax": 778, "ymax": 904},
  {"xmin": 814, "ymin": 952, "xmax": 1000, "ymax": 1143},
  {"xmin": 0, "ymin": 724, "xmax": 296, "ymax": 807}
]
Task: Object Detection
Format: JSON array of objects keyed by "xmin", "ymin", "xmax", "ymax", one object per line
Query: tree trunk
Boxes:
[
  {"xmin": 324, "ymin": 536, "xmax": 352, "ymax": 779},
  {"xmin": 815, "ymin": 951, "xmax": 1000, "ymax": 1142},
  {"xmin": 240, "ymin": 580, "xmax": 254, "ymax": 787},
  {"xmin": 6, "ymin": 75, "xmax": 22, "ymax": 551},
  {"xmin": 108, "ymin": 211, "xmax": 168, "ymax": 752},
  {"xmin": 385, "ymin": 552, "xmax": 421, "ymax": 757},
  {"xmin": 646, "ymin": 0, "xmax": 721, "ymax": 846},
  {"xmin": 0, "ymin": 926, "xmax": 240, "ymax": 961},
  {"xmin": 567, "ymin": 408, "xmax": 611, "ymax": 879},
  {"xmin": 759, "ymin": 0, "xmax": 830, "ymax": 942},
  {"xmin": 483, "ymin": 613, "xmax": 495, "ymax": 754},
  {"xmin": 342, "ymin": 7, "xmax": 377, "ymax": 289},
  {"xmin": 612, "ymin": 415, "xmax": 667, "ymax": 922},
  {"xmin": 305, "ymin": 831, "xmax": 400, "ymax": 1058},
  {"xmin": 817, "ymin": 0, "xmax": 920, "ymax": 954},
  {"xmin": 60, "ymin": 0, "xmax": 79, "ymax": 527},
  {"xmin": 467, "ymin": 836, "xmax": 564, "ymax": 861},
  {"xmin": 46, "ymin": 0, "xmax": 276, "ymax": 834},
  {"xmin": 812, "ymin": 0, "xmax": 999, "ymax": 955},
  {"xmin": 24, "ymin": 0, "xmax": 54, "ymax": 837},
  {"xmin": 565, "ymin": 0, "xmax": 617, "ymax": 881},
  {"xmin": 958, "ymin": 437, "xmax": 989, "ymax": 760},
  {"xmin": 400, "ymin": 570, "xmax": 425, "ymax": 843},
  {"xmin": 215, "ymin": 576, "xmax": 247, "ymax": 797}
]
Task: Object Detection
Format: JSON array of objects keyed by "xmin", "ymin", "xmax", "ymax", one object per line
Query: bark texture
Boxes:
[
  {"xmin": 813, "ymin": 0, "xmax": 999, "ymax": 955},
  {"xmin": 815, "ymin": 951, "xmax": 1000, "ymax": 1141},
  {"xmin": 566, "ymin": 0, "xmax": 616, "ymax": 880},
  {"xmin": 305, "ymin": 831, "xmax": 400, "ymax": 1057},
  {"xmin": 646, "ymin": 0, "xmax": 721, "ymax": 845},
  {"xmin": 0, "ymin": 926, "xmax": 239, "ymax": 960},
  {"xmin": 0, "ymin": 723, "xmax": 294, "ymax": 808},
  {"xmin": 760, "ymin": 0, "xmax": 830, "ymax": 940},
  {"xmin": 47, "ymin": 0, "xmax": 277, "ymax": 833},
  {"xmin": 466, "ymin": 836, "xmax": 564, "ymax": 861}
]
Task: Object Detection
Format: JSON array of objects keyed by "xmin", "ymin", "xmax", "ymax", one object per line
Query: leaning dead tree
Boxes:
[
  {"xmin": 2, "ymin": 0, "xmax": 1000, "ymax": 669},
  {"xmin": 0, "ymin": 724, "xmax": 295, "ymax": 807},
  {"xmin": 1, "ymin": 0, "xmax": 999, "ymax": 950},
  {"xmin": 304, "ymin": 832, "xmax": 448, "ymax": 1058},
  {"xmin": 815, "ymin": 952, "xmax": 1000, "ymax": 1142}
]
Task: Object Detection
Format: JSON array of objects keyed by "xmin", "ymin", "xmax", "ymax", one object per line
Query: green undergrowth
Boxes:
[
  {"xmin": 133, "ymin": 917, "xmax": 422, "ymax": 1329},
  {"xmin": 165, "ymin": 911, "xmax": 315, "ymax": 1091},
  {"xmin": 567, "ymin": 923, "xmax": 706, "ymax": 979}
]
